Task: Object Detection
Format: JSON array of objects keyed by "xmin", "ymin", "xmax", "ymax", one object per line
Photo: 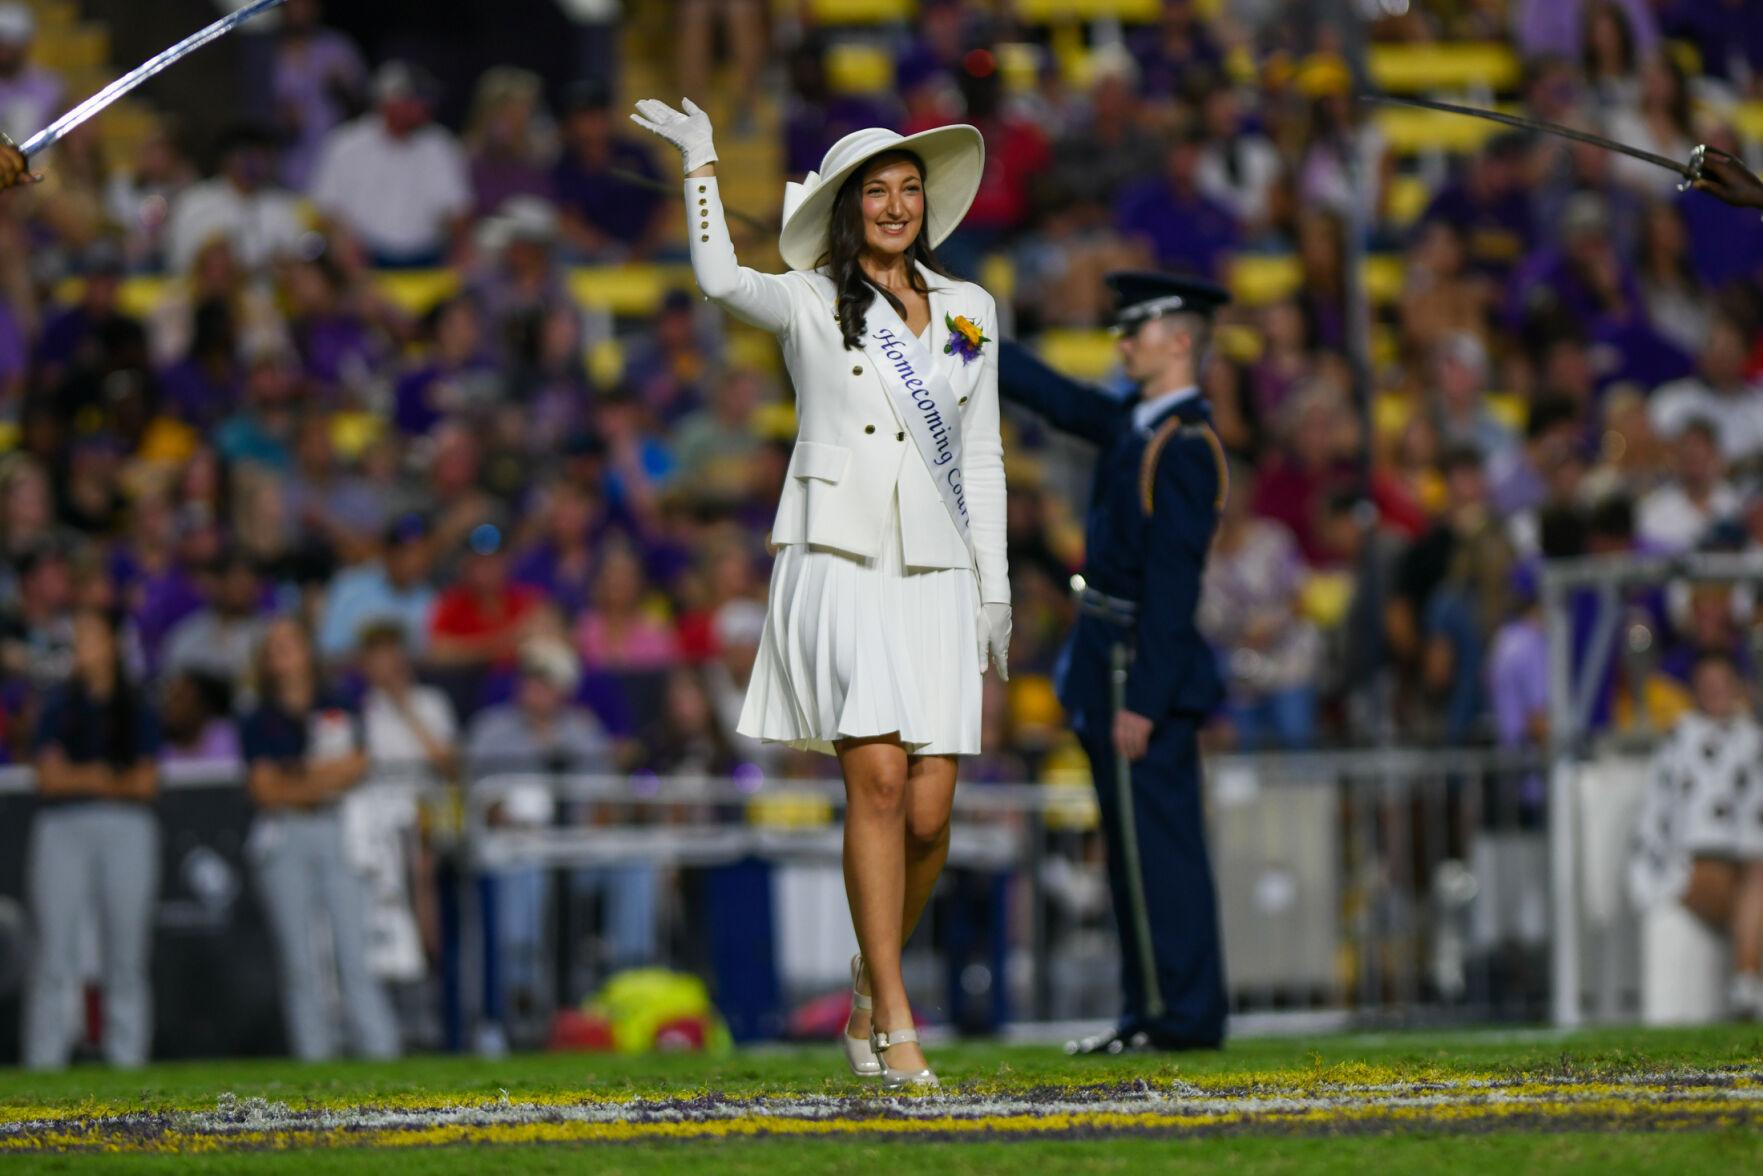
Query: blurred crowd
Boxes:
[{"xmin": 5, "ymin": 0, "xmax": 1763, "ymax": 788}]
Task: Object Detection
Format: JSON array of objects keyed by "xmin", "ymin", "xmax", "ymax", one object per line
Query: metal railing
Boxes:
[{"xmin": 0, "ymin": 742, "xmax": 1554, "ymax": 1057}]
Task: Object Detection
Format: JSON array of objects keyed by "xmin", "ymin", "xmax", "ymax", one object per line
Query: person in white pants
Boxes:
[
  {"xmin": 1630, "ymin": 650, "xmax": 1763, "ymax": 1016},
  {"xmin": 242, "ymin": 615, "xmax": 399, "ymax": 1061},
  {"xmin": 22, "ymin": 608, "xmax": 161, "ymax": 1069}
]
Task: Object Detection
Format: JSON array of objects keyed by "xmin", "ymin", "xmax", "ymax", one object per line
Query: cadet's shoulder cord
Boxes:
[{"xmin": 1139, "ymin": 417, "xmax": 1228, "ymax": 516}]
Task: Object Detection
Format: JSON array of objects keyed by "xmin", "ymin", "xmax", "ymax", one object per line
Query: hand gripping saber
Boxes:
[
  {"xmin": 1358, "ymin": 92, "xmax": 1738, "ymax": 191},
  {"xmin": 12, "ymin": 0, "xmax": 286, "ymax": 159}
]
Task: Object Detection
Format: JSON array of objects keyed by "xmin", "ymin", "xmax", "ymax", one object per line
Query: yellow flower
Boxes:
[{"xmin": 953, "ymin": 315, "xmax": 983, "ymax": 345}]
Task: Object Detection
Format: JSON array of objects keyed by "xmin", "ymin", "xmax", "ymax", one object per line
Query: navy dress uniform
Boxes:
[{"xmin": 999, "ymin": 273, "xmax": 1229, "ymax": 1051}]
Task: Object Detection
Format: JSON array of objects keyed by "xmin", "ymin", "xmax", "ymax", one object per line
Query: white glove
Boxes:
[
  {"xmin": 977, "ymin": 603, "xmax": 1011, "ymax": 682},
  {"xmin": 629, "ymin": 97, "xmax": 719, "ymax": 176}
]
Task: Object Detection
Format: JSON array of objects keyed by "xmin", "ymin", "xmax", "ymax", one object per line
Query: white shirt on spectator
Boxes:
[
  {"xmin": 309, "ymin": 115, "xmax": 470, "ymax": 259},
  {"xmin": 1196, "ymin": 135, "xmax": 1282, "ymax": 228},
  {"xmin": 165, "ymin": 179, "xmax": 308, "ymax": 275},
  {"xmin": 1636, "ymin": 479, "xmax": 1739, "ymax": 553},
  {"xmin": 362, "ymin": 684, "xmax": 458, "ymax": 785},
  {"xmin": 1648, "ymin": 376, "xmax": 1763, "ymax": 462}
]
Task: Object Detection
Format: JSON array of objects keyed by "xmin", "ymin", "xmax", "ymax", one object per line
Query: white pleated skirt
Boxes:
[{"xmin": 738, "ymin": 494, "xmax": 982, "ymax": 756}]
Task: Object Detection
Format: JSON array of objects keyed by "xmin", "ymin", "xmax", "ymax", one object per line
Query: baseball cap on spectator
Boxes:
[
  {"xmin": 563, "ymin": 77, "xmax": 614, "ymax": 114},
  {"xmin": 479, "ymin": 195, "xmax": 559, "ymax": 254},
  {"xmin": 713, "ymin": 599, "xmax": 767, "ymax": 650},
  {"xmin": 1562, "ymin": 192, "xmax": 1610, "ymax": 239},
  {"xmin": 385, "ymin": 512, "xmax": 429, "ymax": 547},
  {"xmin": 373, "ymin": 60, "xmax": 439, "ymax": 107},
  {"xmin": 1088, "ymin": 43, "xmax": 1140, "ymax": 89},
  {"xmin": 0, "ymin": 3, "xmax": 33, "ymax": 45},
  {"xmin": 563, "ymin": 429, "xmax": 607, "ymax": 461},
  {"xmin": 356, "ymin": 617, "xmax": 408, "ymax": 652},
  {"xmin": 518, "ymin": 635, "xmax": 581, "ymax": 693},
  {"xmin": 466, "ymin": 520, "xmax": 507, "ymax": 557},
  {"xmin": 78, "ymin": 239, "xmax": 126, "ymax": 279}
]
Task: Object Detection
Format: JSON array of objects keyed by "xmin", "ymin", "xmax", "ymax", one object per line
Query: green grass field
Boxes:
[{"xmin": 5, "ymin": 1024, "xmax": 1763, "ymax": 1173}]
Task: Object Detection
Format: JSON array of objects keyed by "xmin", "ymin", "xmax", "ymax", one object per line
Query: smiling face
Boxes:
[{"xmin": 858, "ymin": 156, "xmax": 925, "ymax": 259}]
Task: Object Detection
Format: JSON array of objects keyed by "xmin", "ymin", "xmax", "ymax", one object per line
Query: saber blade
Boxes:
[
  {"xmin": 1358, "ymin": 92, "xmax": 1693, "ymax": 178},
  {"xmin": 20, "ymin": 0, "xmax": 287, "ymax": 158}
]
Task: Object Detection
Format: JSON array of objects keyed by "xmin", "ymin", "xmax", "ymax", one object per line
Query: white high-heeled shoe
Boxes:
[
  {"xmin": 842, "ymin": 954, "xmax": 882, "ymax": 1077},
  {"xmin": 871, "ymin": 1025, "xmax": 938, "ymax": 1090}
]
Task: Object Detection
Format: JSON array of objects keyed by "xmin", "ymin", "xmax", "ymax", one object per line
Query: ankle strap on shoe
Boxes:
[
  {"xmin": 852, "ymin": 992, "xmax": 873, "ymax": 1011},
  {"xmin": 873, "ymin": 1027, "xmax": 918, "ymax": 1050}
]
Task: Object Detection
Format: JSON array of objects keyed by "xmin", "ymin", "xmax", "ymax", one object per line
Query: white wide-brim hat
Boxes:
[{"xmin": 778, "ymin": 124, "xmax": 985, "ymax": 272}]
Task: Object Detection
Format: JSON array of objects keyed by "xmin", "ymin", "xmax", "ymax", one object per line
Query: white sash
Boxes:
[{"xmin": 858, "ymin": 293, "xmax": 973, "ymax": 555}]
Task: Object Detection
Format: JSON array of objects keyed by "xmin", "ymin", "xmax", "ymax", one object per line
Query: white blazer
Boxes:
[{"xmin": 685, "ymin": 176, "xmax": 1009, "ymax": 606}]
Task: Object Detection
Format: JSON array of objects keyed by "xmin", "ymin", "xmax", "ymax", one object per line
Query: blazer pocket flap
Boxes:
[{"xmin": 791, "ymin": 441, "xmax": 851, "ymax": 483}]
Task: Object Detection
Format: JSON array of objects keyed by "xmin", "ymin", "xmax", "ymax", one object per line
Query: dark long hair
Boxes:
[
  {"xmin": 824, "ymin": 149, "xmax": 956, "ymax": 352},
  {"xmin": 73, "ymin": 607, "xmax": 143, "ymax": 769}
]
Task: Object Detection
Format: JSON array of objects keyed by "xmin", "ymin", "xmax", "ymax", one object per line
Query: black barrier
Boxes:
[{"xmin": 0, "ymin": 781, "xmax": 287, "ymax": 1064}]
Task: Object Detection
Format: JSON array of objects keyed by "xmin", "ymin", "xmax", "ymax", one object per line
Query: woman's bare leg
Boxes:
[
  {"xmin": 1732, "ymin": 861, "xmax": 1763, "ymax": 975},
  {"xmin": 837, "ymin": 735, "xmax": 928, "ymax": 1072},
  {"xmin": 849, "ymin": 753, "xmax": 955, "ymax": 1059},
  {"xmin": 1681, "ymin": 858, "xmax": 1738, "ymax": 928}
]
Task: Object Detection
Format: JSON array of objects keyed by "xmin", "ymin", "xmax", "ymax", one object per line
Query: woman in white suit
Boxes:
[{"xmin": 632, "ymin": 99, "xmax": 1009, "ymax": 1086}]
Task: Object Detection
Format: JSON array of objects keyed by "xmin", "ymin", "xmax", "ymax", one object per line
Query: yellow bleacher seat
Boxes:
[
  {"xmin": 1226, "ymin": 255, "xmax": 1407, "ymax": 308},
  {"xmin": 1367, "ymin": 42, "xmax": 1521, "ymax": 94},
  {"xmin": 1363, "ymin": 255, "xmax": 1404, "ymax": 305},
  {"xmin": 1038, "ymin": 328, "xmax": 1119, "ymax": 381},
  {"xmin": 1216, "ymin": 322, "xmax": 1263, "ymax": 364},
  {"xmin": 804, "ymin": 0, "xmax": 914, "ymax": 23},
  {"xmin": 979, "ymin": 254, "xmax": 1016, "ymax": 307},
  {"xmin": 824, "ymin": 41, "xmax": 894, "ymax": 95},
  {"xmin": 1227, "ymin": 255, "xmax": 1300, "ymax": 306},
  {"xmin": 997, "ymin": 41, "xmax": 1044, "ymax": 95},
  {"xmin": 587, "ymin": 338, "xmax": 624, "ymax": 387},
  {"xmin": 1375, "ymin": 104, "xmax": 1521, "ymax": 155},
  {"xmin": 1015, "ymin": 0, "xmax": 1160, "ymax": 22},
  {"xmin": 726, "ymin": 327, "xmax": 782, "ymax": 376},
  {"xmin": 1385, "ymin": 173, "xmax": 1432, "ymax": 229},
  {"xmin": 1734, "ymin": 100, "xmax": 1763, "ymax": 143},
  {"xmin": 566, "ymin": 264, "xmax": 696, "ymax": 316},
  {"xmin": 378, "ymin": 270, "xmax": 461, "ymax": 314}
]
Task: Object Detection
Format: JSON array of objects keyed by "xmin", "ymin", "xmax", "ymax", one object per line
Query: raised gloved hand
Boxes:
[
  {"xmin": 629, "ymin": 97, "xmax": 719, "ymax": 176},
  {"xmin": 977, "ymin": 603, "xmax": 1011, "ymax": 682}
]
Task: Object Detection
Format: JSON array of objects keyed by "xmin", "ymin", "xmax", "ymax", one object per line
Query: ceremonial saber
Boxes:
[
  {"xmin": 1358, "ymin": 92, "xmax": 1705, "ymax": 181},
  {"xmin": 18, "ymin": 0, "xmax": 286, "ymax": 158}
]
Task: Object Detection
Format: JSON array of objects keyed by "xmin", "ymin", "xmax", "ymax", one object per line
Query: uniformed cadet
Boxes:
[
  {"xmin": 999, "ymin": 272, "xmax": 1229, "ymax": 1053},
  {"xmin": 23, "ymin": 607, "xmax": 161, "ymax": 1069}
]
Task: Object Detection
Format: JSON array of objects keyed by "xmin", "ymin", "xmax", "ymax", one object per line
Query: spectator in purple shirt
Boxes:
[
  {"xmin": 551, "ymin": 80, "xmax": 665, "ymax": 262},
  {"xmin": 393, "ymin": 297, "xmax": 501, "ymax": 437},
  {"xmin": 464, "ymin": 67, "xmax": 557, "ymax": 221},
  {"xmin": 1514, "ymin": 0, "xmax": 1659, "ymax": 72},
  {"xmin": 1126, "ymin": 0, "xmax": 1224, "ymax": 99},
  {"xmin": 273, "ymin": 0, "xmax": 367, "ymax": 191},
  {"xmin": 1417, "ymin": 135, "xmax": 1534, "ymax": 279},
  {"xmin": 1113, "ymin": 128, "xmax": 1239, "ymax": 281},
  {"xmin": 159, "ymin": 299, "xmax": 241, "ymax": 430},
  {"xmin": 781, "ymin": 40, "xmax": 897, "ymax": 178},
  {"xmin": 282, "ymin": 249, "xmax": 384, "ymax": 400},
  {"xmin": 512, "ymin": 478, "xmax": 608, "ymax": 619}
]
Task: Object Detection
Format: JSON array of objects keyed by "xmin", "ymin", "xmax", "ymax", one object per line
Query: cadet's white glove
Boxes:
[
  {"xmin": 629, "ymin": 97, "xmax": 719, "ymax": 175},
  {"xmin": 977, "ymin": 603, "xmax": 1011, "ymax": 681}
]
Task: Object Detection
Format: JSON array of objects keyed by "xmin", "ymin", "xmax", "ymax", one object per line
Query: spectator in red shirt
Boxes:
[
  {"xmin": 427, "ymin": 522, "xmax": 542, "ymax": 673},
  {"xmin": 906, "ymin": 58, "xmax": 1050, "ymax": 277}
]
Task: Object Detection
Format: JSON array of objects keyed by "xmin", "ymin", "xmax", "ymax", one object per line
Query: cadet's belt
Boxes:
[{"xmin": 1072, "ymin": 579, "xmax": 1138, "ymax": 625}]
